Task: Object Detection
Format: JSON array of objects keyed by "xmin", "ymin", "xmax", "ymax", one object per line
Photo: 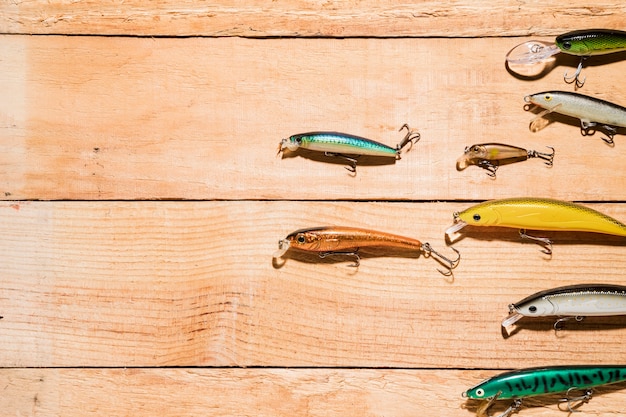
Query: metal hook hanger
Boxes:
[
  {"xmin": 396, "ymin": 123, "xmax": 421, "ymax": 153},
  {"xmin": 421, "ymin": 243, "xmax": 461, "ymax": 276},
  {"xmin": 558, "ymin": 388, "xmax": 593, "ymax": 413},
  {"xmin": 579, "ymin": 121, "xmax": 616, "ymax": 146},
  {"xmin": 553, "ymin": 315, "xmax": 585, "ymax": 332},
  {"xmin": 528, "ymin": 146, "xmax": 555, "ymax": 166},
  {"xmin": 324, "ymin": 152, "xmax": 358, "ymax": 175},
  {"xmin": 477, "ymin": 161, "xmax": 499, "ymax": 179},
  {"xmin": 564, "ymin": 57, "xmax": 586, "ymax": 89},
  {"xmin": 519, "ymin": 229, "xmax": 553, "ymax": 255},
  {"xmin": 476, "ymin": 393, "xmax": 523, "ymax": 417}
]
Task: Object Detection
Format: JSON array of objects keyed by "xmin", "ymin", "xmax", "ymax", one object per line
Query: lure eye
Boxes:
[
  {"xmin": 475, "ymin": 388, "xmax": 485, "ymax": 397},
  {"xmin": 471, "ymin": 146, "xmax": 481, "ymax": 153},
  {"xmin": 529, "ymin": 305, "xmax": 537, "ymax": 313},
  {"xmin": 296, "ymin": 234, "xmax": 306, "ymax": 244},
  {"xmin": 544, "ymin": 94, "xmax": 552, "ymax": 102},
  {"xmin": 295, "ymin": 137, "xmax": 302, "ymax": 145},
  {"xmin": 562, "ymin": 41, "xmax": 571, "ymax": 50},
  {"xmin": 473, "ymin": 214, "xmax": 481, "ymax": 222}
]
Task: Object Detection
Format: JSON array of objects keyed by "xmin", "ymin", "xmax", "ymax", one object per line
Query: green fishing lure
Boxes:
[
  {"xmin": 465, "ymin": 365, "xmax": 626, "ymax": 417},
  {"xmin": 506, "ymin": 29, "xmax": 626, "ymax": 88},
  {"xmin": 277, "ymin": 124, "xmax": 420, "ymax": 174}
]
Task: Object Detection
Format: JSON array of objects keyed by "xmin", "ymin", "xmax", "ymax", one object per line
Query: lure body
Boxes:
[
  {"xmin": 274, "ymin": 226, "xmax": 460, "ymax": 274},
  {"xmin": 503, "ymin": 284, "xmax": 626, "ymax": 327},
  {"xmin": 457, "ymin": 143, "xmax": 529, "ymax": 170},
  {"xmin": 278, "ymin": 226, "xmax": 423, "ymax": 254},
  {"xmin": 465, "ymin": 365, "xmax": 626, "ymax": 400},
  {"xmin": 556, "ymin": 29, "xmax": 626, "ymax": 56},
  {"xmin": 526, "ymin": 91, "xmax": 626, "ymax": 130},
  {"xmin": 456, "ymin": 143, "xmax": 554, "ymax": 177},
  {"xmin": 448, "ymin": 197, "xmax": 626, "ymax": 237},
  {"xmin": 280, "ymin": 132, "xmax": 400, "ymax": 158}
]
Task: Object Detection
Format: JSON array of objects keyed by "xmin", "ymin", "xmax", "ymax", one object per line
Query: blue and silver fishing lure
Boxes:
[{"xmin": 277, "ymin": 124, "xmax": 420, "ymax": 174}]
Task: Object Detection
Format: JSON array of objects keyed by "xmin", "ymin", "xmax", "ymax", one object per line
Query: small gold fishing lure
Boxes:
[
  {"xmin": 456, "ymin": 143, "xmax": 555, "ymax": 178},
  {"xmin": 273, "ymin": 226, "xmax": 460, "ymax": 275}
]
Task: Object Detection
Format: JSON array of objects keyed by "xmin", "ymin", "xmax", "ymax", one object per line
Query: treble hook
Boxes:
[
  {"xmin": 580, "ymin": 120, "xmax": 617, "ymax": 146},
  {"xmin": 558, "ymin": 388, "xmax": 593, "ymax": 413},
  {"xmin": 519, "ymin": 229, "xmax": 553, "ymax": 255},
  {"xmin": 396, "ymin": 123, "xmax": 421, "ymax": 153},
  {"xmin": 476, "ymin": 392, "xmax": 523, "ymax": 417},
  {"xmin": 553, "ymin": 315, "xmax": 585, "ymax": 332},
  {"xmin": 319, "ymin": 250, "xmax": 361, "ymax": 268},
  {"xmin": 528, "ymin": 146, "xmax": 555, "ymax": 167},
  {"xmin": 477, "ymin": 161, "xmax": 498, "ymax": 179},
  {"xmin": 564, "ymin": 57, "xmax": 586, "ymax": 89},
  {"xmin": 421, "ymin": 243, "xmax": 461, "ymax": 276},
  {"xmin": 324, "ymin": 152, "xmax": 358, "ymax": 175}
]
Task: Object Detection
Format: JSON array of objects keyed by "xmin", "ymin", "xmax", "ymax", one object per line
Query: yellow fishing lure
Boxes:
[{"xmin": 446, "ymin": 197, "xmax": 626, "ymax": 254}]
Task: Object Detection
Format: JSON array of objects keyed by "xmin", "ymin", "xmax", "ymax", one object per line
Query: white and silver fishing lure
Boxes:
[
  {"xmin": 503, "ymin": 283, "xmax": 626, "ymax": 331},
  {"xmin": 525, "ymin": 91, "xmax": 626, "ymax": 145}
]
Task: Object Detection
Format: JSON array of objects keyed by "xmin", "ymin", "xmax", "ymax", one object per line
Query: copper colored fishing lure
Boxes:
[{"xmin": 273, "ymin": 226, "xmax": 460, "ymax": 275}]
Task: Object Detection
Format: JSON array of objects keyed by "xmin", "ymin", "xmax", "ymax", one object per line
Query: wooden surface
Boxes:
[{"xmin": 1, "ymin": 2, "xmax": 626, "ymax": 416}]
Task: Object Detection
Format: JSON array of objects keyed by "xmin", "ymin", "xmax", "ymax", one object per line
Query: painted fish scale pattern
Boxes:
[
  {"xmin": 304, "ymin": 133, "xmax": 396, "ymax": 155},
  {"xmin": 499, "ymin": 197, "xmax": 626, "ymax": 234},
  {"xmin": 557, "ymin": 30, "xmax": 626, "ymax": 55}
]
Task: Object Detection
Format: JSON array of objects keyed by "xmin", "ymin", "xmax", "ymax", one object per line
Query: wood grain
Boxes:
[
  {"xmin": 3, "ymin": 2, "xmax": 626, "ymax": 416},
  {"xmin": 2, "ymin": 36, "xmax": 626, "ymax": 200},
  {"xmin": 3, "ymin": 368, "xmax": 626, "ymax": 417},
  {"xmin": 1, "ymin": 201, "xmax": 625, "ymax": 368},
  {"xmin": 1, "ymin": 1, "xmax": 625, "ymax": 37}
]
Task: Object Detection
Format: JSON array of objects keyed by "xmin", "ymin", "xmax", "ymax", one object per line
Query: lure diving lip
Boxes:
[
  {"xmin": 525, "ymin": 91, "xmax": 626, "ymax": 145},
  {"xmin": 274, "ymin": 225, "xmax": 460, "ymax": 275},
  {"xmin": 277, "ymin": 124, "xmax": 420, "ymax": 174},
  {"xmin": 456, "ymin": 143, "xmax": 554, "ymax": 178},
  {"xmin": 446, "ymin": 197, "xmax": 626, "ymax": 254},
  {"xmin": 502, "ymin": 283, "xmax": 626, "ymax": 330}
]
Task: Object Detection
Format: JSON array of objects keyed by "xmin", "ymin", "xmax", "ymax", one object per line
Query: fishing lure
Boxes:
[
  {"xmin": 506, "ymin": 29, "xmax": 626, "ymax": 88},
  {"xmin": 525, "ymin": 91, "xmax": 626, "ymax": 145},
  {"xmin": 464, "ymin": 365, "xmax": 626, "ymax": 417},
  {"xmin": 463, "ymin": 365, "xmax": 626, "ymax": 417},
  {"xmin": 502, "ymin": 283, "xmax": 626, "ymax": 331},
  {"xmin": 277, "ymin": 124, "xmax": 420, "ymax": 174},
  {"xmin": 446, "ymin": 197, "xmax": 626, "ymax": 255},
  {"xmin": 456, "ymin": 143, "xmax": 555, "ymax": 178},
  {"xmin": 273, "ymin": 226, "xmax": 460, "ymax": 275}
]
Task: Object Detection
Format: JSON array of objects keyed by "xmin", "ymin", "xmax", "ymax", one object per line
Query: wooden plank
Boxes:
[
  {"xmin": 2, "ymin": 201, "xmax": 626, "ymax": 367},
  {"xmin": 3, "ymin": 368, "xmax": 626, "ymax": 417},
  {"xmin": 2, "ymin": 35, "xmax": 626, "ymax": 201},
  {"xmin": 1, "ymin": 1, "xmax": 625, "ymax": 37}
]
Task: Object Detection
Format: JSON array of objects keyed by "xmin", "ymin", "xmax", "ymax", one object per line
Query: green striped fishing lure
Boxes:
[
  {"xmin": 464, "ymin": 365, "xmax": 626, "ymax": 417},
  {"xmin": 277, "ymin": 124, "xmax": 420, "ymax": 174}
]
